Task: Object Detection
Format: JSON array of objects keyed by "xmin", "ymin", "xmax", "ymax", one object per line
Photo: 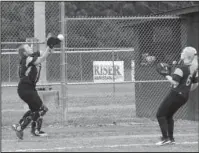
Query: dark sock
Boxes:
[
  {"xmin": 157, "ymin": 116, "xmax": 168, "ymax": 139},
  {"xmin": 168, "ymin": 117, "xmax": 174, "ymax": 139}
]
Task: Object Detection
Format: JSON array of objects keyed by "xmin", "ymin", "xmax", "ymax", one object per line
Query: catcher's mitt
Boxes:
[
  {"xmin": 47, "ymin": 36, "xmax": 61, "ymax": 49},
  {"xmin": 156, "ymin": 62, "xmax": 172, "ymax": 77}
]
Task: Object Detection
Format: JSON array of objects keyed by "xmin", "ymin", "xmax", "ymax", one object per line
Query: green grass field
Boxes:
[{"xmin": 1, "ymin": 83, "xmax": 198, "ymax": 152}]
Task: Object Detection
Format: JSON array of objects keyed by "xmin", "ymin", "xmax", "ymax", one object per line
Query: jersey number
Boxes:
[{"xmin": 186, "ymin": 75, "xmax": 192, "ymax": 86}]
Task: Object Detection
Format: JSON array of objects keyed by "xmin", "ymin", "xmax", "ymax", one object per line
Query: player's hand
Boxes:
[{"xmin": 49, "ymin": 48, "xmax": 54, "ymax": 54}]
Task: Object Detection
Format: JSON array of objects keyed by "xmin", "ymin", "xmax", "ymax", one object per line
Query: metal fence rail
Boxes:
[{"xmin": 63, "ymin": 16, "xmax": 189, "ymax": 123}]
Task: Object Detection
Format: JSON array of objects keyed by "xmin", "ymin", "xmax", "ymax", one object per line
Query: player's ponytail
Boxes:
[{"xmin": 190, "ymin": 53, "xmax": 198, "ymax": 75}]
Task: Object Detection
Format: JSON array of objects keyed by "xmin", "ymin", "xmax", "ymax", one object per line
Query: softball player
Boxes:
[
  {"xmin": 12, "ymin": 35, "xmax": 61, "ymax": 140},
  {"xmin": 156, "ymin": 47, "xmax": 198, "ymax": 145}
]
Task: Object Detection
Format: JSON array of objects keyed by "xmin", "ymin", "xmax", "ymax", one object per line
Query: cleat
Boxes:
[
  {"xmin": 156, "ymin": 137, "xmax": 170, "ymax": 146},
  {"xmin": 11, "ymin": 124, "xmax": 23, "ymax": 140},
  {"xmin": 169, "ymin": 138, "xmax": 176, "ymax": 144},
  {"xmin": 31, "ymin": 130, "xmax": 48, "ymax": 137},
  {"xmin": 38, "ymin": 131, "xmax": 48, "ymax": 137}
]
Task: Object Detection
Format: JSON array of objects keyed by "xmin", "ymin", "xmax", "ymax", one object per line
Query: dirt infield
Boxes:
[{"xmin": 2, "ymin": 119, "xmax": 198, "ymax": 152}]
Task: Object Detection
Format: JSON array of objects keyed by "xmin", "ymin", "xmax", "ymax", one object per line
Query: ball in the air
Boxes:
[
  {"xmin": 57, "ymin": 34, "xmax": 64, "ymax": 41},
  {"xmin": 146, "ymin": 56, "xmax": 156, "ymax": 64}
]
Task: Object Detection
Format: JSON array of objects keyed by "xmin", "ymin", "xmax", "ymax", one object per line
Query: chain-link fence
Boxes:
[
  {"xmin": 1, "ymin": 2, "xmax": 63, "ymax": 127},
  {"xmin": 1, "ymin": 1, "xmax": 194, "ymax": 128},
  {"xmin": 61, "ymin": 16, "xmax": 191, "ymax": 125}
]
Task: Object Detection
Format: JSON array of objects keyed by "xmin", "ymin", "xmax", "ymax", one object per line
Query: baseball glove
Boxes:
[
  {"xmin": 156, "ymin": 62, "xmax": 172, "ymax": 77},
  {"xmin": 47, "ymin": 36, "xmax": 61, "ymax": 49}
]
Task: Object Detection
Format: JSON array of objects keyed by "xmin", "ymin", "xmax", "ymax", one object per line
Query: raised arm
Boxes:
[
  {"xmin": 32, "ymin": 34, "xmax": 62, "ymax": 65},
  {"xmin": 33, "ymin": 46, "xmax": 51, "ymax": 65}
]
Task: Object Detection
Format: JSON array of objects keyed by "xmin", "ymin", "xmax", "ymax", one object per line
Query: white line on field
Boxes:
[
  {"xmin": 2, "ymin": 133, "xmax": 198, "ymax": 142},
  {"xmin": 2, "ymin": 109, "xmax": 25, "ymax": 112},
  {"xmin": 2, "ymin": 104, "xmax": 136, "ymax": 112},
  {"xmin": 5, "ymin": 141, "xmax": 198, "ymax": 152}
]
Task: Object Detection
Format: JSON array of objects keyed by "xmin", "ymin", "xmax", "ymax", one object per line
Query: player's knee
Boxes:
[
  {"xmin": 21, "ymin": 110, "xmax": 33, "ymax": 120},
  {"xmin": 39, "ymin": 104, "xmax": 48, "ymax": 116},
  {"xmin": 156, "ymin": 114, "xmax": 160, "ymax": 119},
  {"xmin": 156, "ymin": 111, "xmax": 161, "ymax": 118},
  {"xmin": 32, "ymin": 111, "xmax": 40, "ymax": 121},
  {"xmin": 167, "ymin": 116, "xmax": 174, "ymax": 123},
  {"xmin": 26, "ymin": 110, "xmax": 32, "ymax": 116},
  {"xmin": 156, "ymin": 111, "xmax": 166, "ymax": 119}
]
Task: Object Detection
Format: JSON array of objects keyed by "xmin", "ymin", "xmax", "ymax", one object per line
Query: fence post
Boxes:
[
  {"xmin": 0, "ymin": 31, "xmax": 1, "ymax": 105},
  {"xmin": 34, "ymin": 2, "xmax": 47, "ymax": 85},
  {"xmin": 79, "ymin": 53, "xmax": 83, "ymax": 82},
  {"xmin": 112, "ymin": 50, "xmax": 116, "ymax": 124},
  {"xmin": 8, "ymin": 54, "xmax": 10, "ymax": 83},
  {"xmin": 60, "ymin": 2, "xmax": 67, "ymax": 123}
]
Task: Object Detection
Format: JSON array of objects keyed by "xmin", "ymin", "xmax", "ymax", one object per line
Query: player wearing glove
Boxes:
[
  {"xmin": 155, "ymin": 47, "xmax": 198, "ymax": 146},
  {"xmin": 156, "ymin": 62, "xmax": 172, "ymax": 77},
  {"xmin": 12, "ymin": 34, "xmax": 63, "ymax": 140},
  {"xmin": 47, "ymin": 36, "xmax": 62, "ymax": 49}
]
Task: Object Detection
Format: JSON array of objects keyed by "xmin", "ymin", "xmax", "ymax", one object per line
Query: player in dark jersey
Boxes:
[
  {"xmin": 12, "ymin": 35, "xmax": 62, "ymax": 140},
  {"xmin": 156, "ymin": 47, "xmax": 198, "ymax": 146}
]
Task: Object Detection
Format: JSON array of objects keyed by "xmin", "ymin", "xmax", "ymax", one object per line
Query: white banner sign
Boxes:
[{"xmin": 93, "ymin": 61, "xmax": 124, "ymax": 83}]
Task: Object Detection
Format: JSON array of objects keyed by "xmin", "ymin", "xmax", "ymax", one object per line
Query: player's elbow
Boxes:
[
  {"xmin": 191, "ymin": 83, "xmax": 198, "ymax": 91},
  {"xmin": 169, "ymin": 78, "xmax": 179, "ymax": 87},
  {"xmin": 166, "ymin": 75, "xmax": 179, "ymax": 86},
  {"xmin": 169, "ymin": 80, "xmax": 179, "ymax": 88}
]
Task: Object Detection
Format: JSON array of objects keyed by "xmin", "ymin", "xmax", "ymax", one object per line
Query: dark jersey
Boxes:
[
  {"xmin": 18, "ymin": 54, "xmax": 41, "ymax": 85},
  {"xmin": 171, "ymin": 65, "xmax": 198, "ymax": 97}
]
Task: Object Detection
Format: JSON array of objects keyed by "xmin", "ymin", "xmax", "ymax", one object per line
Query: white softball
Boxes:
[{"xmin": 57, "ymin": 34, "xmax": 64, "ymax": 41}]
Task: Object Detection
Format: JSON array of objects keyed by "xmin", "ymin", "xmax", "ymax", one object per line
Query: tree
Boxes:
[{"xmin": 1, "ymin": 1, "xmax": 197, "ymax": 43}]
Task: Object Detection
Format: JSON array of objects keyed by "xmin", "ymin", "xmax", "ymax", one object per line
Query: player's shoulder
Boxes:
[
  {"xmin": 172, "ymin": 64, "xmax": 188, "ymax": 77},
  {"xmin": 175, "ymin": 64, "xmax": 189, "ymax": 72}
]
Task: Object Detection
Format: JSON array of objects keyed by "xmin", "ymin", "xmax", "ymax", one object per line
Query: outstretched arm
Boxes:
[
  {"xmin": 33, "ymin": 46, "xmax": 51, "ymax": 65},
  {"xmin": 165, "ymin": 75, "xmax": 179, "ymax": 87},
  {"xmin": 32, "ymin": 34, "xmax": 62, "ymax": 65}
]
